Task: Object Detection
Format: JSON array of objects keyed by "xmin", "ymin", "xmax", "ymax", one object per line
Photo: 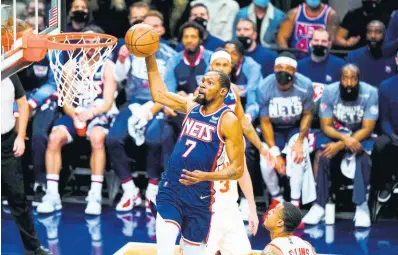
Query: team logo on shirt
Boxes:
[
  {"xmin": 370, "ymin": 105, "xmax": 378, "ymax": 115},
  {"xmin": 333, "ymin": 104, "xmax": 365, "ymax": 124},
  {"xmin": 181, "ymin": 118, "xmax": 216, "ymax": 142},
  {"xmin": 269, "ymin": 96, "xmax": 303, "ymax": 118},
  {"xmin": 385, "ymin": 66, "xmax": 392, "ymax": 73}
]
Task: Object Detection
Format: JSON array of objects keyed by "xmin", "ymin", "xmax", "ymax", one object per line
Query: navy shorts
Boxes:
[
  {"xmin": 156, "ymin": 178, "xmax": 213, "ymax": 245},
  {"xmin": 53, "ymin": 114, "xmax": 113, "ymax": 144},
  {"xmin": 273, "ymin": 127, "xmax": 300, "ymax": 151}
]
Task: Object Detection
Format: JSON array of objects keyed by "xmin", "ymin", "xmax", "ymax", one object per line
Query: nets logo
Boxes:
[{"xmin": 181, "ymin": 118, "xmax": 216, "ymax": 142}]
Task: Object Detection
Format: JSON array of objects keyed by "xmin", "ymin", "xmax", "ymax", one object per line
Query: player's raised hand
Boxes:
[
  {"xmin": 248, "ymin": 209, "xmax": 259, "ymax": 236},
  {"xmin": 179, "ymin": 169, "xmax": 207, "ymax": 185}
]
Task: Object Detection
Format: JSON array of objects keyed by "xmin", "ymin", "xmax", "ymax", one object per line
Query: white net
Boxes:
[{"xmin": 47, "ymin": 33, "xmax": 116, "ymax": 107}]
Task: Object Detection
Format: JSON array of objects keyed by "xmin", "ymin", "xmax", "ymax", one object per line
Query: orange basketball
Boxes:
[{"xmin": 125, "ymin": 24, "xmax": 160, "ymax": 58}]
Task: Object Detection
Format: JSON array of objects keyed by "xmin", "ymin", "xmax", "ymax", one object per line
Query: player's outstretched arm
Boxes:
[{"xmin": 145, "ymin": 55, "xmax": 195, "ymax": 113}]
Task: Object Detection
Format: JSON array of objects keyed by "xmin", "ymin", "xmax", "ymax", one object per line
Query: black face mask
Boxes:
[
  {"xmin": 312, "ymin": 45, "xmax": 328, "ymax": 57},
  {"xmin": 237, "ymin": 36, "xmax": 253, "ymax": 50},
  {"xmin": 71, "ymin": 10, "xmax": 89, "ymax": 23},
  {"xmin": 340, "ymin": 83, "xmax": 360, "ymax": 101},
  {"xmin": 362, "ymin": 1, "xmax": 379, "ymax": 15},
  {"xmin": 193, "ymin": 17, "xmax": 208, "ymax": 30},
  {"xmin": 276, "ymin": 71, "xmax": 294, "ymax": 86}
]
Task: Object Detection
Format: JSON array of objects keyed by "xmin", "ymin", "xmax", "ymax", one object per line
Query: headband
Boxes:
[
  {"xmin": 210, "ymin": 51, "xmax": 232, "ymax": 64},
  {"xmin": 275, "ymin": 56, "xmax": 297, "ymax": 69}
]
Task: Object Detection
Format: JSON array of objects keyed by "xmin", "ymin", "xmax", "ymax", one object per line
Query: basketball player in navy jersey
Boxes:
[{"xmin": 145, "ymin": 54, "xmax": 245, "ymax": 254}]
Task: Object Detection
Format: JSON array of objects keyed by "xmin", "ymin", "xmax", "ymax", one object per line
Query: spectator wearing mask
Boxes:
[
  {"xmin": 373, "ymin": 52, "xmax": 398, "ymax": 203},
  {"xmin": 15, "ymin": 54, "xmax": 59, "ymax": 206},
  {"xmin": 108, "ymin": 10, "xmax": 176, "ymax": 213},
  {"xmin": 253, "ymin": 52, "xmax": 315, "ymax": 219},
  {"xmin": 347, "ymin": 20, "xmax": 396, "ymax": 87},
  {"xmin": 303, "ymin": 64, "xmax": 378, "ymax": 228},
  {"xmin": 222, "ymin": 40, "xmax": 262, "ymax": 108},
  {"xmin": 277, "ymin": 0, "xmax": 338, "ymax": 57},
  {"xmin": 175, "ymin": 3, "xmax": 224, "ymax": 52},
  {"xmin": 112, "ymin": 2, "xmax": 149, "ymax": 62},
  {"xmin": 2, "ymin": 75, "xmax": 50, "ymax": 255},
  {"xmin": 336, "ymin": 0, "xmax": 392, "ymax": 50},
  {"xmin": 382, "ymin": 10, "xmax": 398, "ymax": 57},
  {"xmin": 298, "ymin": 28, "xmax": 344, "ymax": 129},
  {"xmin": 190, "ymin": 0, "xmax": 240, "ymax": 41},
  {"xmin": 66, "ymin": 0, "xmax": 91, "ymax": 32},
  {"xmin": 233, "ymin": 0, "xmax": 285, "ymax": 48},
  {"xmin": 235, "ymin": 18, "xmax": 277, "ymax": 77}
]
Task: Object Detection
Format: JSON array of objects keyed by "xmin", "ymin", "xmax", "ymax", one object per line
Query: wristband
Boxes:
[{"xmin": 270, "ymin": 146, "xmax": 281, "ymax": 157}]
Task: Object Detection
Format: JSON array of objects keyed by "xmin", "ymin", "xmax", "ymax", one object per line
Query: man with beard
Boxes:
[
  {"xmin": 235, "ymin": 18, "xmax": 277, "ymax": 77},
  {"xmin": 303, "ymin": 64, "xmax": 378, "ymax": 227},
  {"xmin": 143, "ymin": 55, "xmax": 245, "ymax": 254},
  {"xmin": 175, "ymin": 3, "xmax": 224, "ymax": 52},
  {"xmin": 249, "ymin": 51, "xmax": 315, "ymax": 221},
  {"xmin": 336, "ymin": 0, "xmax": 392, "ymax": 50},
  {"xmin": 347, "ymin": 20, "xmax": 396, "ymax": 87},
  {"xmin": 107, "ymin": 11, "xmax": 176, "ymax": 213},
  {"xmin": 277, "ymin": 0, "xmax": 338, "ymax": 56},
  {"xmin": 262, "ymin": 202, "xmax": 317, "ymax": 255},
  {"xmin": 222, "ymin": 40, "xmax": 262, "ymax": 108},
  {"xmin": 37, "ymin": 26, "xmax": 117, "ymax": 216}
]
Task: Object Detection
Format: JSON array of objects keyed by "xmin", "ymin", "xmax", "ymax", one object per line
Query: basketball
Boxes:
[{"xmin": 125, "ymin": 23, "xmax": 160, "ymax": 58}]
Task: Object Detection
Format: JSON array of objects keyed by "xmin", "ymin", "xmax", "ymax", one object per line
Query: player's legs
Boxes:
[
  {"xmin": 37, "ymin": 115, "xmax": 76, "ymax": 214},
  {"xmin": 156, "ymin": 213, "xmax": 180, "ymax": 255},
  {"xmin": 106, "ymin": 105, "xmax": 141, "ymax": 211},
  {"xmin": 31, "ymin": 100, "xmax": 59, "ymax": 206},
  {"xmin": 85, "ymin": 125, "xmax": 107, "ymax": 215},
  {"xmin": 218, "ymin": 206, "xmax": 251, "ymax": 255}
]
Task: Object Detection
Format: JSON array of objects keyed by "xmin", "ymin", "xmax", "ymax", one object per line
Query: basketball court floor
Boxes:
[{"xmin": 2, "ymin": 202, "xmax": 398, "ymax": 255}]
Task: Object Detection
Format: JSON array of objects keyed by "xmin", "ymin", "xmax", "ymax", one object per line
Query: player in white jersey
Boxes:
[
  {"xmin": 204, "ymin": 51, "xmax": 275, "ymax": 255},
  {"xmin": 262, "ymin": 202, "xmax": 317, "ymax": 255}
]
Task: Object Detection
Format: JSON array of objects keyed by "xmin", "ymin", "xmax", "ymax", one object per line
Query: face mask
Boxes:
[
  {"xmin": 253, "ymin": 0, "xmax": 270, "ymax": 8},
  {"xmin": 340, "ymin": 83, "xmax": 360, "ymax": 101},
  {"xmin": 362, "ymin": 1, "xmax": 379, "ymax": 14},
  {"xmin": 276, "ymin": 71, "xmax": 294, "ymax": 86},
  {"xmin": 71, "ymin": 10, "xmax": 89, "ymax": 23},
  {"xmin": 193, "ymin": 17, "xmax": 208, "ymax": 30},
  {"xmin": 312, "ymin": 45, "xmax": 328, "ymax": 57},
  {"xmin": 237, "ymin": 36, "xmax": 253, "ymax": 50},
  {"xmin": 130, "ymin": 19, "xmax": 143, "ymax": 26},
  {"xmin": 306, "ymin": 0, "xmax": 321, "ymax": 8}
]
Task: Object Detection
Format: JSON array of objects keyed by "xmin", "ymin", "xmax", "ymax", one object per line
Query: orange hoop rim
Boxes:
[{"xmin": 46, "ymin": 32, "xmax": 118, "ymax": 51}]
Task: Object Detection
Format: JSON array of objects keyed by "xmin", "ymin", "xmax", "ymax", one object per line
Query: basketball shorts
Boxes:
[
  {"xmin": 156, "ymin": 178, "xmax": 212, "ymax": 245},
  {"xmin": 206, "ymin": 205, "xmax": 252, "ymax": 255},
  {"xmin": 53, "ymin": 114, "xmax": 114, "ymax": 144},
  {"xmin": 273, "ymin": 127, "xmax": 300, "ymax": 150}
]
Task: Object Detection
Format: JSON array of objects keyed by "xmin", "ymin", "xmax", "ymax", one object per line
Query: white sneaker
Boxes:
[
  {"xmin": 116, "ymin": 188, "xmax": 142, "ymax": 212},
  {"xmin": 239, "ymin": 198, "xmax": 249, "ymax": 221},
  {"xmin": 302, "ymin": 203, "xmax": 325, "ymax": 225},
  {"xmin": 37, "ymin": 193, "xmax": 62, "ymax": 214},
  {"xmin": 85, "ymin": 191, "xmax": 102, "ymax": 215},
  {"xmin": 145, "ymin": 183, "xmax": 158, "ymax": 214},
  {"xmin": 354, "ymin": 202, "xmax": 371, "ymax": 227}
]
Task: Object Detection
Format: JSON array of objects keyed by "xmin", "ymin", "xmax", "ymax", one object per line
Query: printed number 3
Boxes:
[
  {"xmin": 182, "ymin": 139, "xmax": 197, "ymax": 158},
  {"xmin": 220, "ymin": 181, "xmax": 230, "ymax": 193}
]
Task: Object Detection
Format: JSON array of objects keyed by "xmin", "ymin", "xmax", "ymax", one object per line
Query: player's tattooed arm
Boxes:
[{"xmin": 145, "ymin": 55, "xmax": 195, "ymax": 113}]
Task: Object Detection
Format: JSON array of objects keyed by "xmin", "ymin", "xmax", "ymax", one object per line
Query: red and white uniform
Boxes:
[{"xmin": 268, "ymin": 236, "xmax": 316, "ymax": 255}]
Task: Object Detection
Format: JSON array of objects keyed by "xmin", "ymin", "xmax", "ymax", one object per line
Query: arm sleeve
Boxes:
[
  {"xmin": 319, "ymin": 87, "xmax": 333, "ymax": 118},
  {"xmin": 363, "ymin": 88, "xmax": 379, "ymax": 121},
  {"xmin": 10, "ymin": 74, "xmax": 25, "ymax": 99},
  {"xmin": 382, "ymin": 12, "xmax": 398, "ymax": 57},
  {"xmin": 379, "ymin": 84, "xmax": 394, "ymax": 136},
  {"xmin": 163, "ymin": 55, "xmax": 179, "ymax": 93}
]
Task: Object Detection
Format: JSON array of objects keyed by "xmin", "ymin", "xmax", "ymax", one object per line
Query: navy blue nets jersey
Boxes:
[{"xmin": 165, "ymin": 104, "xmax": 232, "ymax": 190}]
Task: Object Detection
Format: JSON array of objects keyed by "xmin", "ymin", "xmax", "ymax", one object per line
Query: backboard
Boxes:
[{"xmin": 1, "ymin": 0, "xmax": 64, "ymax": 80}]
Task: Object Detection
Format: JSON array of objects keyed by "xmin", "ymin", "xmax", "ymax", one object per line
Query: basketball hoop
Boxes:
[{"xmin": 1, "ymin": 28, "xmax": 117, "ymax": 107}]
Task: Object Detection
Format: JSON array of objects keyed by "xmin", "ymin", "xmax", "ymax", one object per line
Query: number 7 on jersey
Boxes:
[{"xmin": 182, "ymin": 139, "xmax": 197, "ymax": 157}]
